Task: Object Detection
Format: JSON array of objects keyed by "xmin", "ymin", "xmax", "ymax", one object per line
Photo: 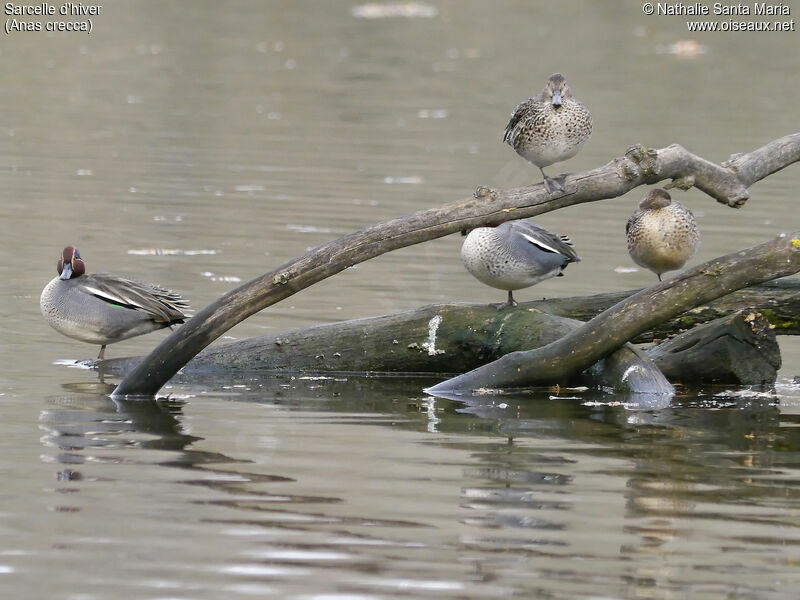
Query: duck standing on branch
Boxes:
[
  {"xmin": 626, "ymin": 189, "xmax": 700, "ymax": 281},
  {"xmin": 503, "ymin": 73, "xmax": 593, "ymax": 194},
  {"xmin": 40, "ymin": 246, "xmax": 189, "ymax": 359},
  {"xmin": 461, "ymin": 220, "xmax": 581, "ymax": 308}
]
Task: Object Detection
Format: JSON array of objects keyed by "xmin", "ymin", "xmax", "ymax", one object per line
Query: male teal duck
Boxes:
[
  {"xmin": 626, "ymin": 189, "xmax": 700, "ymax": 281},
  {"xmin": 461, "ymin": 220, "xmax": 581, "ymax": 308},
  {"xmin": 40, "ymin": 246, "xmax": 189, "ymax": 359},
  {"xmin": 503, "ymin": 73, "xmax": 593, "ymax": 194}
]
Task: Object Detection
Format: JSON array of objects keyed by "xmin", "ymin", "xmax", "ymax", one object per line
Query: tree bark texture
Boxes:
[
  {"xmin": 102, "ymin": 303, "xmax": 672, "ymax": 394},
  {"xmin": 99, "ymin": 280, "xmax": 798, "ymax": 388},
  {"xmin": 648, "ymin": 310, "xmax": 780, "ymax": 385},
  {"xmin": 542, "ymin": 278, "xmax": 800, "ymax": 339}
]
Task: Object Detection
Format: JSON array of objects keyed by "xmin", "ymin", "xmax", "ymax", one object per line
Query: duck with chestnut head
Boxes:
[{"xmin": 40, "ymin": 246, "xmax": 189, "ymax": 359}]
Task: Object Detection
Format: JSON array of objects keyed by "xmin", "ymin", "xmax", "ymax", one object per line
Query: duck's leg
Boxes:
[
  {"xmin": 494, "ymin": 290, "xmax": 518, "ymax": 310},
  {"xmin": 97, "ymin": 345, "xmax": 106, "ymax": 360},
  {"xmin": 540, "ymin": 167, "xmax": 565, "ymax": 194},
  {"xmin": 508, "ymin": 290, "xmax": 517, "ymax": 307}
]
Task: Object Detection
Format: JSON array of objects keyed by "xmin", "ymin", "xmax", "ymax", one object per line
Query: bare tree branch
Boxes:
[{"xmin": 542, "ymin": 278, "xmax": 800, "ymax": 339}]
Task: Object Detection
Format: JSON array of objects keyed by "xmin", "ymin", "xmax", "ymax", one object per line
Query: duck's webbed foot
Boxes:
[
  {"xmin": 493, "ymin": 291, "xmax": 518, "ymax": 310},
  {"xmin": 542, "ymin": 174, "xmax": 566, "ymax": 194}
]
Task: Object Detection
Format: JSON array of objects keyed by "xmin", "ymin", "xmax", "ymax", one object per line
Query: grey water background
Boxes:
[{"xmin": 2, "ymin": 1, "xmax": 800, "ymax": 598}]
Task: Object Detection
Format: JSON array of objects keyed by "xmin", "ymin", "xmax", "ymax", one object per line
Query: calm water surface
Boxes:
[{"xmin": 2, "ymin": 1, "xmax": 800, "ymax": 598}]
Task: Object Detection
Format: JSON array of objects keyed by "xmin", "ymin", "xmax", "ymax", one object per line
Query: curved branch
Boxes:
[
  {"xmin": 113, "ymin": 134, "xmax": 800, "ymax": 398},
  {"xmin": 642, "ymin": 133, "xmax": 800, "ymax": 207},
  {"xmin": 541, "ymin": 278, "xmax": 800, "ymax": 339},
  {"xmin": 425, "ymin": 233, "xmax": 800, "ymax": 394}
]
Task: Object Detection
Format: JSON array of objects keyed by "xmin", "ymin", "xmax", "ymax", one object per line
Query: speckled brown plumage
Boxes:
[
  {"xmin": 626, "ymin": 189, "xmax": 700, "ymax": 281},
  {"xmin": 503, "ymin": 73, "xmax": 593, "ymax": 193}
]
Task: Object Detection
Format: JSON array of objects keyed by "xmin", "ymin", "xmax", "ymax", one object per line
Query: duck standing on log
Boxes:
[
  {"xmin": 40, "ymin": 246, "xmax": 189, "ymax": 359},
  {"xmin": 626, "ymin": 189, "xmax": 700, "ymax": 281},
  {"xmin": 461, "ymin": 220, "xmax": 581, "ymax": 308},
  {"xmin": 503, "ymin": 72, "xmax": 593, "ymax": 194}
]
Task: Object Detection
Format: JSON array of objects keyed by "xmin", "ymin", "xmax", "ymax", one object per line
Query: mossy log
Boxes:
[
  {"xmin": 101, "ymin": 278, "xmax": 800, "ymax": 390},
  {"xmin": 549, "ymin": 278, "xmax": 800, "ymax": 340},
  {"xmin": 647, "ymin": 310, "xmax": 781, "ymax": 385},
  {"xmin": 100, "ymin": 303, "xmax": 672, "ymax": 394}
]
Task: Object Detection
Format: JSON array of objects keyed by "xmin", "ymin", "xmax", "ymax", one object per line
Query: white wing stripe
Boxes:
[
  {"xmin": 519, "ymin": 232, "xmax": 562, "ymax": 255},
  {"xmin": 81, "ymin": 285, "xmax": 146, "ymax": 310}
]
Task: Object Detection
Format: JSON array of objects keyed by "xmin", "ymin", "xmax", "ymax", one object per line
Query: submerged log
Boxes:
[
  {"xmin": 101, "ymin": 304, "xmax": 672, "ymax": 394},
  {"xmin": 102, "ymin": 280, "xmax": 797, "ymax": 390},
  {"xmin": 582, "ymin": 344, "xmax": 674, "ymax": 395},
  {"xmin": 113, "ymin": 134, "xmax": 800, "ymax": 398},
  {"xmin": 647, "ymin": 310, "xmax": 781, "ymax": 385},
  {"xmin": 161, "ymin": 279, "xmax": 799, "ymax": 374},
  {"xmin": 426, "ymin": 232, "xmax": 800, "ymax": 394}
]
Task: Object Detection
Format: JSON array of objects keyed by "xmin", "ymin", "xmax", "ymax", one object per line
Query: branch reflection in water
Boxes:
[{"xmin": 34, "ymin": 373, "xmax": 799, "ymax": 597}]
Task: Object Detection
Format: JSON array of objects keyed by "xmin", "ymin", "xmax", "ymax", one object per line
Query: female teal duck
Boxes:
[
  {"xmin": 626, "ymin": 189, "xmax": 700, "ymax": 281},
  {"xmin": 503, "ymin": 73, "xmax": 593, "ymax": 194},
  {"xmin": 461, "ymin": 220, "xmax": 580, "ymax": 308},
  {"xmin": 40, "ymin": 246, "xmax": 189, "ymax": 359}
]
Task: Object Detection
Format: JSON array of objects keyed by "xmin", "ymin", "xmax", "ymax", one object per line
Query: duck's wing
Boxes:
[
  {"xmin": 512, "ymin": 221, "xmax": 581, "ymax": 263},
  {"xmin": 502, "ymin": 98, "xmax": 531, "ymax": 145},
  {"xmin": 625, "ymin": 211, "xmax": 639, "ymax": 236},
  {"xmin": 82, "ymin": 274, "xmax": 189, "ymax": 323}
]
